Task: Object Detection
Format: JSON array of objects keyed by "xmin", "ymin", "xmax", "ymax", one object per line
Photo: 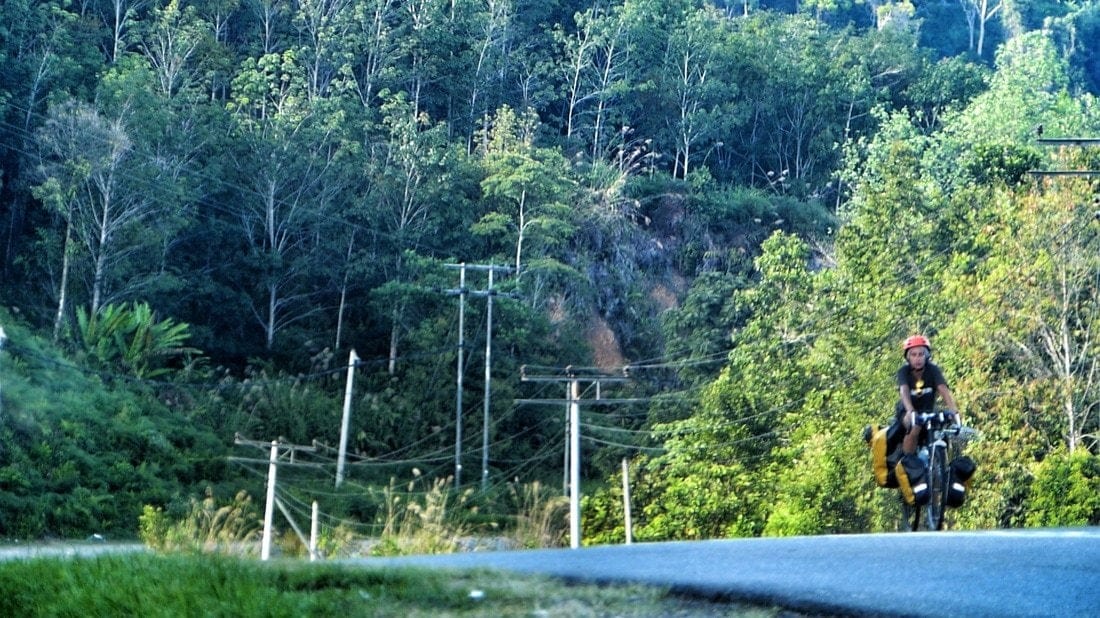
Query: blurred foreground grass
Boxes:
[{"xmin": 0, "ymin": 552, "xmax": 783, "ymax": 617}]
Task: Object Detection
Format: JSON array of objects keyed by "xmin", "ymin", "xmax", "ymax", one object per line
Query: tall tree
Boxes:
[
  {"xmin": 231, "ymin": 126, "xmax": 344, "ymax": 351},
  {"xmin": 554, "ymin": 4, "xmax": 634, "ymax": 163},
  {"xmin": 473, "ymin": 105, "xmax": 574, "ymax": 274},
  {"xmin": 294, "ymin": 0, "xmax": 356, "ymax": 101},
  {"xmin": 136, "ymin": 0, "xmax": 208, "ymax": 99},
  {"xmin": 348, "ymin": 0, "xmax": 400, "ymax": 109},
  {"xmin": 556, "ymin": 7, "xmax": 600, "ymax": 145},
  {"xmin": 639, "ymin": 232, "xmax": 818, "ymax": 539},
  {"xmin": 246, "ymin": 0, "xmax": 293, "ymax": 55},
  {"xmin": 660, "ymin": 5, "xmax": 740, "ymax": 179},
  {"xmin": 33, "ymin": 99, "xmax": 160, "ymax": 335},
  {"xmin": 227, "ymin": 50, "xmax": 351, "ymax": 351},
  {"xmin": 961, "ymin": 0, "xmax": 1003, "ymax": 57},
  {"xmin": 97, "ymin": 0, "xmax": 149, "ymax": 63},
  {"xmin": 0, "ymin": 0, "xmax": 103, "ymax": 293},
  {"xmin": 464, "ymin": 0, "xmax": 515, "ymax": 136},
  {"xmin": 369, "ymin": 94, "xmax": 454, "ymax": 372},
  {"xmin": 989, "ymin": 190, "xmax": 1100, "ymax": 454}
]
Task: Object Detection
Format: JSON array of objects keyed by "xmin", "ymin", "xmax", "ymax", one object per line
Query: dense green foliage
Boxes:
[
  {"xmin": 0, "ymin": 315, "xmax": 228, "ymax": 538},
  {"xmin": 585, "ymin": 32, "xmax": 1100, "ymax": 540},
  {"xmin": 1, "ymin": 0, "xmax": 1099, "ymax": 543}
]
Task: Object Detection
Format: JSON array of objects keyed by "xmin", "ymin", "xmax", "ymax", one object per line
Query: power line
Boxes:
[{"xmin": 1029, "ymin": 135, "xmax": 1100, "ymax": 179}]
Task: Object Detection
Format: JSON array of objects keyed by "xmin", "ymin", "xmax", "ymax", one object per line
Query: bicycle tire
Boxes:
[{"xmin": 924, "ymin": 446, "xmax": 948, "ymax": 530}]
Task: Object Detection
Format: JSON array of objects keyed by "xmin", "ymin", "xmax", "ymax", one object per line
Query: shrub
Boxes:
[{"xmin": 1025, "ymin": 450, "xmax": 1100, "ymax": 526}]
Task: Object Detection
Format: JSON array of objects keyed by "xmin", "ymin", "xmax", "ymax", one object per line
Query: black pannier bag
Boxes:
[
  {"xmin": 895, "ymin": 453, "xmax": 930, "ymax": 506},
  {"xmin": 863, "ymin": 422, "xmax": 904, "ymax": 488},
  {"xmin": 946, "ymin": 456, "xmax": 977, "ymax": 508}
]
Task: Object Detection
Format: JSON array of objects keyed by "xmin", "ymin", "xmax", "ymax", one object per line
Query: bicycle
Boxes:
[{"xmin": 900, "ymin": 410, "xmax": 977, "ymax": 531}]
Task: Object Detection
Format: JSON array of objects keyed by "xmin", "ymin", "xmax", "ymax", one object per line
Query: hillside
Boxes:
[{"xmin": 2, "ymin": 1, "xmax": 1100, "ymax": 541}]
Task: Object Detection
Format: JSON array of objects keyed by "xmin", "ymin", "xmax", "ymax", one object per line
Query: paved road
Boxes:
[
  {"xmin": 355, "ymin": 528, "xmax": 1100, "ymax": 617},
  {"xmin": 0, "ymin": 541, "xmax": 147, "ymax": 561}
]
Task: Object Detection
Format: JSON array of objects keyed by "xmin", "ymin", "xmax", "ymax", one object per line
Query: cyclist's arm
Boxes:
[
  {"xmin": 937, "ymin": 383, "xmax": 961, "ymax": 425},
  {"xmin": 899, "ymin": 384, "xmax": 917, "ymax": 428}
]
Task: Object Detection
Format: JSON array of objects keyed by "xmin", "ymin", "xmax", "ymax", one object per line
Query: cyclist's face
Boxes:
[{"xmin": 906, "ymin": 346, "xmax": 929, "ymax": 368}]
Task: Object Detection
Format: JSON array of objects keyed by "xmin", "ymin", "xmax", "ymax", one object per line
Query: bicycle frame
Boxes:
[{"xmin": 901, "ymin": 410, "xmax": 967, "ymax": 531}]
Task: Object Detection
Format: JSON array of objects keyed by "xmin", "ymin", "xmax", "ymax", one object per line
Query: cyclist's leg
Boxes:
[
  {"xmin": 891, "ymin": 402, "xmax": 915, "ymax": 454},
  {"xmin": 901, "ymin": 423, "xmax": 922, "ymax": 455}
]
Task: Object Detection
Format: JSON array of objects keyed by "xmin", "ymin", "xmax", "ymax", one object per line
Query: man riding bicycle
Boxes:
[{"xmin": 896, "ymin": 334, "xmax": 962, "ymax": 455}]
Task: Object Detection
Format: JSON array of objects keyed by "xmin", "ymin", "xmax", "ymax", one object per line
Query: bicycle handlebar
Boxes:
[
  {"xmin": 913, "ymin": 410, "xmax": 959, "ymax": 426},
  {"xmin": 913, "ymin": 410, "xmax": 979, "ymax": 441}
]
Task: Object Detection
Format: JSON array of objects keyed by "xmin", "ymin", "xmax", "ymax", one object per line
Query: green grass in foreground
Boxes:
[{"xmin": 0, "ymin": 553, "xmax": 781, "ymax": 617}]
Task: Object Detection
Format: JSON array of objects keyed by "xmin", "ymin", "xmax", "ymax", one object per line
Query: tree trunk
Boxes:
[
  {"xmin": 334, "ymin": 232, "xmax": 356, "ymax": 351},
  {"xmin": 53, "ymin": 216, "xmax": 74, "ymax": 341},
  {"xmin": 266, "ymin": 281, "xmax": 277, "ymax": 350},
  {"xmin": 388, "ymin": 305, "xmax": 399, "ymax": 375},
  {"xmin": 514, "ymin": 187, "xmax": 527, "ymax": 273}
]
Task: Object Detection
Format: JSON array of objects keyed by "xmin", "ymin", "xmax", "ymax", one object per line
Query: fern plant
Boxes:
[{"xmin": 76, "ymin": 301, "xmax": 198, "ymax": 378}]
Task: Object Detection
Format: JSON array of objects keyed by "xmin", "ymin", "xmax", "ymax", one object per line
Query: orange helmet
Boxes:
[{"xmin": 903, "ymin": 335, "xmax": 931, "ymax": 356}]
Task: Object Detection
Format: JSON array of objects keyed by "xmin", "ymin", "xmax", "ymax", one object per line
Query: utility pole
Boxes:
[
  {"xmin": 233, "ymin": 435, "xmax": 318, "ymax": 560},
  {"xmin": 480, "ymin": 267, "xmax": 500, "ymax": 492},
  {"xmin": 0, "ymin": 325, "xmax": 7, "ymax": 417},
  {"xmin": 444, "ymin": 263, "xmax": 515, "ymax": 489},
  {"xmin": 262, "ymin": 440, "xmax": 277, "ymax": 560},
  {"xmin": 335, "ymin": 349, "xmax": 358, "ymax": 488},
  {"xmin": 519, "ymin": 366, "xmax": 631, "ymax": 548},
  {"xmin": 622, "ymin": 457, "xmax": 633, "ymax": 544},
  {"xmin": 452, "ymin": 265, "xmax": 467, "ymax": 486},
  {"xmin": 569, "ymin": 378, "xmax": 580, "ymax": 545}
]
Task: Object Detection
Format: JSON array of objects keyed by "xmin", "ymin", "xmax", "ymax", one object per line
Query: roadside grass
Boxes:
[
  {"xmin": 69, "ymin": 480, "xmax": 788, "ymax": 616},
  {"xmin": 0, "ymin": 552, "xmax": 781, "ymax": 617}
]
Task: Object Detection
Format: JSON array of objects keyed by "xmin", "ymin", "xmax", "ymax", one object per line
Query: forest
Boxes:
[{"xmin": 1, "ymin": 0, "xmax": 1099, "ymax": 544}]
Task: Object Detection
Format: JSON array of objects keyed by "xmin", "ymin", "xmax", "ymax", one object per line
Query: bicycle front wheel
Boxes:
[{"xmin": 924, "ymin": 446, "xmax": 949, "ymax": 530}]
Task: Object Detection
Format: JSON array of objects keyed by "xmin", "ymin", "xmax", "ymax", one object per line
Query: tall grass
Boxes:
[
  {"xmin": 139, "ymin": 489, "xmax": 260, "ymax": 555},
  {"xmin": 370, "ymin": 472, "xmax": 475, "ymax": 556},
  {"xmin": 140, "ymin": 475, "xmax": 569, "ymax": 559},
  {"xmin": 507, "ymin": 480, "xmax": 569, "ymax": 549}
]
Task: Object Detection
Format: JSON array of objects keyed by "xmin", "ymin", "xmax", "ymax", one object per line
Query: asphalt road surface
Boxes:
[
  {"xmin": 0, "ymin": 541, "xmax": 147, "ymax": 561},
  {"xmin": 356, "ymin": 528, "xmax": 1100, "ymax": 617}
]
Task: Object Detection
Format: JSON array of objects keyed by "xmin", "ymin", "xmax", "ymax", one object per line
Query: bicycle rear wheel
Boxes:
[{"xmin": 924, "ymin": 446, "xmax": 949, "ymax": 530}]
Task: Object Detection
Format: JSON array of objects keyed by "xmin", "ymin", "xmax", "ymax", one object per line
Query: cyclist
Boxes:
[{"xmin": 896, "ymin": 335, "xmax": 961, "ymax": 455}]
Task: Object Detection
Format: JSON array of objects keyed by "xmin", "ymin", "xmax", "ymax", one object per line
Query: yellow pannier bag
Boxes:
[
  {"xmin": 895, "ymin": 453, "xmax": 930, "ymax": 506},
  {"xmin": 863, "ymin": 423, "xmax": 901, "ymax": 488}
]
